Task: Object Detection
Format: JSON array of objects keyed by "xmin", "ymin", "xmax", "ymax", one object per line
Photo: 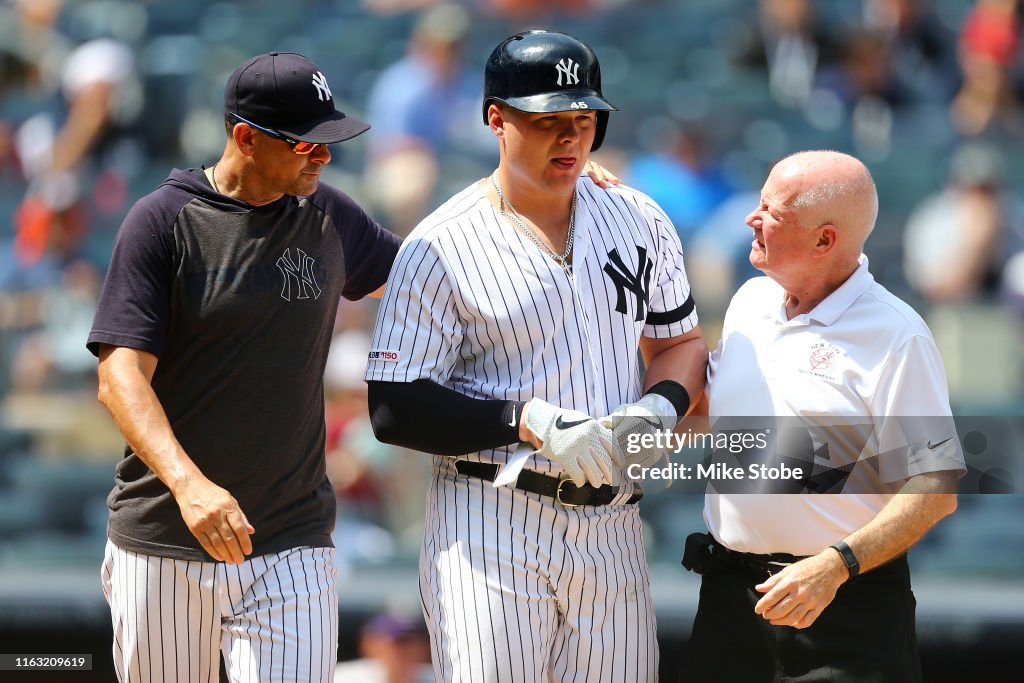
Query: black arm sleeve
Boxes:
[{"xmin": 367, "ymin": 379, "xmax": 525, "ymax": 456}]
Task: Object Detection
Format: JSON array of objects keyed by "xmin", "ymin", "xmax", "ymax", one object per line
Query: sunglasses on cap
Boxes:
[{"xmin": 228, "ymin": 113, "xmax": 322, "ymax": 155}]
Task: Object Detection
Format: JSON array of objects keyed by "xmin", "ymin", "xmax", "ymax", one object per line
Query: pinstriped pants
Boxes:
[
  {"xmin": 420, "ymin": 459, "xmax": 659, "ymax": 683},
  {"xmin": 101, "ymin": 540, "xmax": 338, "ymax": 683}
]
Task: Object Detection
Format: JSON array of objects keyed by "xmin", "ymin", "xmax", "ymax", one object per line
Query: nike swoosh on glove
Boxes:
[
  {"xmin": 524, "ymin": 398, "xmax": 623, "ymax": 488},
  {"xmin": 599, "ymin": 393, "xmax": 677, "ymax": 469}
]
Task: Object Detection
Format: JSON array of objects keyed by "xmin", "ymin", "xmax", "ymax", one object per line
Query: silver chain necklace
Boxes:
[
  {"xmin": 211, "ymin": 164, "xmax": 221, "ymax": 193},
  {"xmin": 491, "ymin": 173, "xmax": 575, "ymax": 270}
]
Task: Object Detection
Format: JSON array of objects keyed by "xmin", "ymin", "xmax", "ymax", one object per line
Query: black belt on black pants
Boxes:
[
  {"xmin": 683, "ymin": 532, "xmax": 809, "ymax": 578},
  {"xmin": 454, "ymin": 460, "xmax": 642, "ymax": 507}
]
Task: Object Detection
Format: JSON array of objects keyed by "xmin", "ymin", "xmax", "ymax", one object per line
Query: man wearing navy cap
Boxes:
[
  {"xmin": 333, "ymin": 613, "xmax": 432, "ymax": 683},
  {"xmin": 88, "ymin": 52, "xmax": 402, "ymax": 682}
]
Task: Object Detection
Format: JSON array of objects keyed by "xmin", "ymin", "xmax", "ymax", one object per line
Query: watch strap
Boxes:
[{"xmin": 830, "ymin": 540, "xmax": 860, "ymax": 581}]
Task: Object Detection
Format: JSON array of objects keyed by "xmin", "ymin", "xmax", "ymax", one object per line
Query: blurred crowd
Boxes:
[{"xmin": 1, "ymin": 0, "xmax": 1023, "ymax": 620}]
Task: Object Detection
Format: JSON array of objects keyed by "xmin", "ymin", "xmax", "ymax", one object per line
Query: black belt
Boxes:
[
  {"xmin": 715, "ymin": 540, "xmax": 808, "ymax": 576},
  {"xmin": 683, "ymin": 532, "xmax": 808, "ymax": 578},
  {"xmin": 454, "ymin": 460, "xmax": 642, "ymax": 507}
]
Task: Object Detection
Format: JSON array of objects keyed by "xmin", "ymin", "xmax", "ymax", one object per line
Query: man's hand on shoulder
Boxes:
[{"xmin": 584, "ymin": 159, "xmax": 621, "ymax": 189}]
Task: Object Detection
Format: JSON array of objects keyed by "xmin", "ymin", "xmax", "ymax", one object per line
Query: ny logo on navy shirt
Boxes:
[{"xmin": 276, "ymin": 248, "xmax": 322, "ymax": 301}]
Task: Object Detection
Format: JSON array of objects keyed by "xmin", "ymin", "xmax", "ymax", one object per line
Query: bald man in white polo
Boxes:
[{"xmin": 679, "ymin": 151, "xmax": 965, "ymax": 683}]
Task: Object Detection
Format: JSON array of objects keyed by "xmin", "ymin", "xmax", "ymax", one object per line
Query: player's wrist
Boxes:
[
  {"xmin": 504, "ymin": 400, "xmax": 530, "ymax": 444},
  {"xmin": 519, "ymin": 398, "xmax": 548, "ymax": 448},
  {"xmin": 643, "ymin": 380, "xmax": 690, "ymax": 428},
  {"xmin": 165, "ymin": 461, "xmax": 208, "ymax": 499}
]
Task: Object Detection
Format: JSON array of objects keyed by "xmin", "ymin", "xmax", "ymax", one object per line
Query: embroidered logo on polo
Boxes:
[
  {"xmin": 555, "ymin": 58, "xmax": 579, "ymax": 86},
  {"xmin": 311, "ymin": 71, "xmax": 332, "ymax": 102},
  {"xmin": 276, "ymin": 248, "xmax": 322, "ymax": 301},
  {"xmin": 603, "ymin": 246, "xmax": 654, "ymax": 321},
  {"xmin": 801, "ymin": 342, "xmax": 842, "ymax": 381},
  {"xmin": 809, "ymin": 345, "xmax": 836, "ymax": 370}
]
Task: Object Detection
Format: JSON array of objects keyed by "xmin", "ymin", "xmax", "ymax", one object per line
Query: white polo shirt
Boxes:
[{"xmin": 706, "ymin": 255, "xmax": 965, "ymax": 555}]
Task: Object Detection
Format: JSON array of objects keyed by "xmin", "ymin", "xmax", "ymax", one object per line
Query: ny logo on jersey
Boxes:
[
  {"xmin": 311, "ymin": 71, "xmax": 332, "ymax": 102},
  {"xmin": 276, "ymin": 248, "xmax": 322, "ymax": 301},
  {"xmin": 555, "ymin": 58, "xmax": 579, "ymax": 86},
  {"xmin": 603, "ymin": 246, "xmax": 654, "ymax": 321}
]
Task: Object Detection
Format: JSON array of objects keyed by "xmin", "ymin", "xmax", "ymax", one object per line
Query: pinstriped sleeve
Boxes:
[
  {"xmin": 641, "ymin": 198, "xmax": 698, "ymax": 338},
  {"xmin": 365, "ymin": 234, "xmax": 463, "ymax": 384}
]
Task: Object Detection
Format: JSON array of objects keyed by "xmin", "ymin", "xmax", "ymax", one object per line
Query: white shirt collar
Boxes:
[
  {"xmin": 765, "ymin": 254, "xmax": 875, "ymax": 326},
  {"xmin": 808, "ymin": 254, "xmax": 874, "ymax": 326}
]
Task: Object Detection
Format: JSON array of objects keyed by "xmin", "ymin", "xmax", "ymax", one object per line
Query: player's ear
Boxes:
[
  {"xmin": 233, "ymin": 123, "xmax": 259, "ymax": 157},
  {"xmin": 488, "ymin": 104, "xmax": 506, "ymax": 139}
]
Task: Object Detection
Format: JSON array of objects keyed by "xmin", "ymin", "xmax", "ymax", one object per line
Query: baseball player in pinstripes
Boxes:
[{"xmin": 365, "ymin": 30, "xmax": 708, "ymax": 682}]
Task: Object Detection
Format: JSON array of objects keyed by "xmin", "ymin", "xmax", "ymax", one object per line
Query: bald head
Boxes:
[
  {"xmin": 772, "ymin": 150, "xmax": 878, "ymax": 255},
  {"xmin": 747, "ymin": 150, "xmax": 879, "ymax": 312}
]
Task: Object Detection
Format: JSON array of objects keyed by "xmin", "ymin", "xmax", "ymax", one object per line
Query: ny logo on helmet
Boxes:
[
  {"xmin": 555, "ymin": 58, "xmax": 579, "ymax": 87},
  {"xmin": 311, "ymin": 71, "xmax": 332, "ymax": 102}
]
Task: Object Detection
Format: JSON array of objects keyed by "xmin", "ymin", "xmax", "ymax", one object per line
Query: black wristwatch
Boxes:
[{"xmin": 830, "ymin": 540, "xmax": 860, "ymax": 581}]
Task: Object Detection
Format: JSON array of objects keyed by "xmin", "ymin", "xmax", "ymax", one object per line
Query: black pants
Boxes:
[{"xmin": 679, "ymin": 551, "xmax": 921, "ymax": 683}]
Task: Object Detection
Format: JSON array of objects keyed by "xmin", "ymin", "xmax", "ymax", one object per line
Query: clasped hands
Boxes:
[{"xmin": 521, "ymin": 395, "xmax": 676, "ymax": 488}]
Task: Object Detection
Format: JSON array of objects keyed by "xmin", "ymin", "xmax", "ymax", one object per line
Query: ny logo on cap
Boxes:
[
  {"xmin": 555, "ymin": 58, "xmax": 579, "ymax": 87},
  {"xmin": 311, "ymin": 71, "xmax": 332, "ymax": 102}
]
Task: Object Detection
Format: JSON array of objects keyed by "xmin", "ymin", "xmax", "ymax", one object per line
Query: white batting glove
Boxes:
[
  {"xmin": 523, "ymin": 399, "xmax": 623, "ymax": 488},
  {"xmin": 599, "ymin": 393, "xmax": 677, "ymax": 469}
]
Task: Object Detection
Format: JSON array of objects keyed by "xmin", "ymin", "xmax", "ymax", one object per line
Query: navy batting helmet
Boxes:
[{"xmin": 482, "ymin": 30, "xmax": 617, "ymax": 151}]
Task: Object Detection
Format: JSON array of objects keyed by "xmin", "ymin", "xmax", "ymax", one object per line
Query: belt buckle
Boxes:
[
  {"xmin": 764, "ymin": 560, "xmax": 792, "ymax": 577},
  {"xmin": 556, "ymin": 478, "xmax": 582, "ymax": 508}
]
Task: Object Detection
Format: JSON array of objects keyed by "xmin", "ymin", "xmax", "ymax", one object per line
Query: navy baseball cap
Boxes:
[
  {"xmin": 224, "ymin": 52, "xmax": 370, "ymax": 144},
  {"xmin": 362, "ymin": 613, "xmax": 426, "ymax": 641}
]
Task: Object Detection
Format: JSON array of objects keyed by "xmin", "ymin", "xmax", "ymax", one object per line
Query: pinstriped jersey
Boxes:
[{"xmin": 366, "ymin": 176, "xmax": 697, "ymax": 473}]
